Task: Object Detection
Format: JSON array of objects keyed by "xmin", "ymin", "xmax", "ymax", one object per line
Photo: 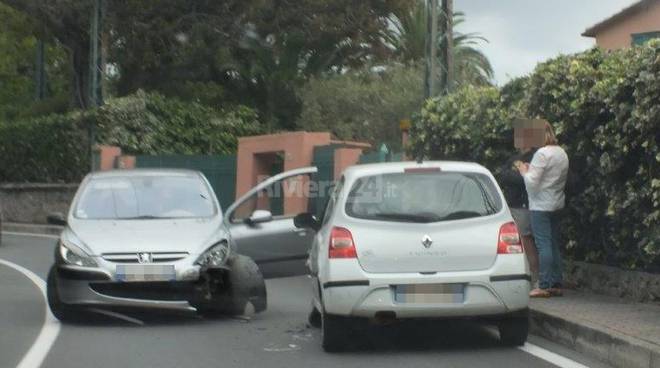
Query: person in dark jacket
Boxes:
[{"xmin": 498, "ymin": 147, "xmax": 539, "ymax": 286}]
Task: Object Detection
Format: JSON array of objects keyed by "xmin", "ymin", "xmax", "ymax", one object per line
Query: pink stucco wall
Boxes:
[{"xmin": 235, "ymin": 132, "xmax": 333, "ymax": 215}]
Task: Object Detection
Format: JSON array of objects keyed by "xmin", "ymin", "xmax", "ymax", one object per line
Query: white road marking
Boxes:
[
  {"xmin": 519, "ymin": 343, "xmax": 590, "ymax": 368},
  {"xmin": 0, "ymin": 258, "xmax": 61, "ymax": 368},
  {"xmin": 2, "ymin": 231, "xmax": 59, "ymax": 240}
]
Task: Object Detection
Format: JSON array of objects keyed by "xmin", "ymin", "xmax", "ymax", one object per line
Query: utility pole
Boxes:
[
  {"xmin": 88, "ymin": 0, "xmax": 104, "ymax": 171},
  {"xmin": 89, "ymin": 0, "xmax": 104, "ymax": 108},
  {"xmin": 424, "ymin": 0, "xmax": 439, "ymax": 99},
  {"xmin": 440, "ymin": 0, "xmax": 454, "ymax": 94},
  {"xmin": 35, "ymin": 40, "xmax": 46, "ymax": 100}
]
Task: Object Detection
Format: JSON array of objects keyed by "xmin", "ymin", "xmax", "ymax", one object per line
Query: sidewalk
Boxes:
[
  {"xmin": 530, "ymin": 289, "xmax": 660, "ymax": 368},
  {"xmin": 2, "ymin": 222, "xmax": 63, "ymax": 236}
]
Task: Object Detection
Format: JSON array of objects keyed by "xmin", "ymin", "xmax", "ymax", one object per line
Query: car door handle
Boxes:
[{"xmin": 294, "ymin": 228, "xmax": 308, "ymax": 236}]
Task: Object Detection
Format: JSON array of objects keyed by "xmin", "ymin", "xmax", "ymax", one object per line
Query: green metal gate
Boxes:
[
  {"xmin": 310, "ymin": 145, "xmax": 336, "ymax": 218},
  {"xmin": 134, "ymin": 154, "xmax": 237, "ymax": 210}
]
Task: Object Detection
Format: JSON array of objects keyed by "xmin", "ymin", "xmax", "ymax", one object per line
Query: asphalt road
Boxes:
[{"xmin": 0, "ymin": 232, "xmax": 611, "ymax": 368}]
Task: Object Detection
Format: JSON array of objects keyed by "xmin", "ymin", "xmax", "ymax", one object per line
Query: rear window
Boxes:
[{"xmin": 345, "ymin": 171, "xmax": 502, "ymax": 223}]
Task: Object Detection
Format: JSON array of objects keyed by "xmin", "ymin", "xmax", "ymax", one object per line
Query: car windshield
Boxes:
[
  {"xmin": 74, "ymin": 175, "xmax": 216, "ymax": 220},
  {"xmin": 345, "ymin": 171, "xmax": 502, "ymax": 223}
]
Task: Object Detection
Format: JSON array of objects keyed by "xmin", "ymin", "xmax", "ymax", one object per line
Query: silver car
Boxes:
[
  {"xmin": 294, "ymin": 161, "xmax": 531, "ymax": 351},
  {"xmin": 47, "ymin": 168, "xmax": 317, "ymax": 322}
]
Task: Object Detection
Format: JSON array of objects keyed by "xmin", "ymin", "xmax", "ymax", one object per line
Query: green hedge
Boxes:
[
  {"xmin": 0, "ymin": 91, "xmax": 261, "ymax": 183},
  {"xmin": 411, "ymin": 42, "xmax": 660, "ymax": 270}
]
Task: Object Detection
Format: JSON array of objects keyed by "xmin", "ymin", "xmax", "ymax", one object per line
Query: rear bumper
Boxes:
[{"xmin": 320, "ymin": 256, "xmax": 530, "ymax": 318}]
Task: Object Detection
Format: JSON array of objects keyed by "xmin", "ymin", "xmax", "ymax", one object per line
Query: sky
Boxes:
[{"xmin": 454, "ymin": 0, "xmax": 639, "ymax": 85}]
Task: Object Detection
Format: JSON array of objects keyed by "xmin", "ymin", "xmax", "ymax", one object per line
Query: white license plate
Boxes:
[
  {"xmin": 394, "ymin": 283, "xmax": 465, "ymax": 304},
  {"xmin": 116, "ymin": 264, "xmax": 176, "ymax": 282}
]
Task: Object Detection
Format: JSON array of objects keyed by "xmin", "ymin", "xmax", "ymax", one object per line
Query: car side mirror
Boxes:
[
  {"xmin": 47, "ymin": 212, "xmax": 67, "ymax": 226},
  {"xmin": 245, "ymin": 210, "xmax": 273, "ymax": 226},
  {"xmin": 294, "ymin": 212, "xmax": 320, "ymax": 232}
]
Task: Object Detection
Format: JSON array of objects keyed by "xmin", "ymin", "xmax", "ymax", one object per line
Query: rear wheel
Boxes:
[
  {"xmin": 498, "ymin": 312, "xmax": 529, "ymax": 346},
  {"xmin": 47, "ymin": 266, "xmax": 81, "ymax": 323},
  {"xmin": 322, "ymin": 313, "xmax": 350, "ymax": 352}
]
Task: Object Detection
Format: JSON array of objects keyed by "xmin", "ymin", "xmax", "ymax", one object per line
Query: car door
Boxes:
[{"xmin": 224, "ymin": 167, "xmax": 318, "ymax": 278}]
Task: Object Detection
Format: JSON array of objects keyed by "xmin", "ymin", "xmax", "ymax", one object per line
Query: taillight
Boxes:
[
  {"xmin": 498, "ymin": 222, "xmax": 523, "ymax": 254},
  {"xmin": 329, "ymin": 227, "xmax": 357, "ymax": 259}
]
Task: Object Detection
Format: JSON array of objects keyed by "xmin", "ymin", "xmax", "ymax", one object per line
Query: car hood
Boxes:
[{"xmin": 68, "ymin": 218, "xmax": 225, "ymax": 256}]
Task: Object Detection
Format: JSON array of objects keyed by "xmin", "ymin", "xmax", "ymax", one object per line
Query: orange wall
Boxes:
[
  {"xmin": 594, "ymin": 2, "xmax": 660, "ymax": 50},
  {"xmin": 235, "ymin": 132, "xmax": 333, "ymax": 214}
]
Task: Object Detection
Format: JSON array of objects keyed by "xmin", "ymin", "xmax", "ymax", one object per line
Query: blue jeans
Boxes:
[{"xmin": 530, "ymin": 210, "xmax": 563, "ymax": 289}]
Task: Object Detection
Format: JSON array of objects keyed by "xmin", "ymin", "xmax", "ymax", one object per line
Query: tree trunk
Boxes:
[{"xmin": 67, "ymin": 41, "xmax": 91, "ymax": 109}]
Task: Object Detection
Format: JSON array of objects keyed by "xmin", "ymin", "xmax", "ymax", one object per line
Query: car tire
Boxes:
[
  {"xmin": 321, "ymin": 312, "xmax": 349, "ymax": 352},
  {"xmin": 308, "ymin": 306, "xmax": 322, "ymax": 328},
  {"xmin": 498, "ymin": 313, "xmax": 530, "ymax": 346},
  {"xmin": 225, "ymin": 255, "xmax": 267, "ymax": 315},
  {"xmin": 47, "ymin": 266, "xmax": 80, "ymax": 323}
]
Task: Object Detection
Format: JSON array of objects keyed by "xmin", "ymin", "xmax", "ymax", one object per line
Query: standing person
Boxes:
[
  {"xmin": 517, "ymin": 121, "xmax": 569, "ymax": 298},
  {"xmin": 498, "ymin": 147, "xmax": 539, "ymax": 287}
]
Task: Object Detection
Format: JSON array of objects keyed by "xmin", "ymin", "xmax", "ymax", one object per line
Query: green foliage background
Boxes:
[
  {"xmin": 0, "ymin": 91, "xmax": 261, "ymax": 183},
  {"xmin": 298, "ymin": 64, "xmax": 423, "ymax": 150},
  {"xmin": 411, "ymin": 43, "xmax": 660, "ymax": 270}
]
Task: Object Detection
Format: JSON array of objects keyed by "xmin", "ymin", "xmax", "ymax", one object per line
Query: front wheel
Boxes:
[
  {"xmin": 308, "ymin": 306, "xmax": 321, "ymax": 328},
  {"xmin": 47, "ymin": 266, "xmax": 81, "ymax": 323},
  {"xmin": 225, "ymin": 255, "xmax": 267, "ymax": 315},
  {"xmin": 498, "ymin": 314, "xmax": 529, "ymax": 346}
]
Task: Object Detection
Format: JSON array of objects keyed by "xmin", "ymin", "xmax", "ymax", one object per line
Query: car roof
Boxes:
[
  {"xmin": 86, "ymin": 168, "xmax": 202, "ymax": 179},
  {"xmin": 341, "ymin": 161, "xmax": 493, "ymax": 180}
]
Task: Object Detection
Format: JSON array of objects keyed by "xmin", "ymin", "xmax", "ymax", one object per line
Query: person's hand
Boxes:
[{"xmin": 517, "ymin": 162, "xmax": 530, "ymax": 175}]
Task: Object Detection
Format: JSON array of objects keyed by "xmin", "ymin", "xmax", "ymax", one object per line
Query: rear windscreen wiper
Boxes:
[{"xmin": 437, "ymin": 211, "xmax": 483, "ymax": 221}]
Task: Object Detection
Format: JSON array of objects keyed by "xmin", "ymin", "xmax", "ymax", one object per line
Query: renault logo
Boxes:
[
  {"xmin": 138, "ymin": 252, "xmax": 153, "ymax": 263},
  {"xmin": 421, "ymin": 235, "xmax": 433, "ymax": 248}
]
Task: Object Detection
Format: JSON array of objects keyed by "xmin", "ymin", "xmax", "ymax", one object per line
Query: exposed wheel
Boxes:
[
  {"xmin": 225, "ymin": 255, "xmax": 267, "ymax": 315},
  {"xmin": 498, "ymin": 313, "xmax": 529, "ymax": 346},
  {"xmin": 322, "ymin": 313, "xmax": 349, "ymax": 352},
  {"xmin": 47, "ymin": 266, "xmax": 81, "ymax": 323},
  {"xmin": 308, "ymin": 306, "xmax": 321, "ymax": 328}
]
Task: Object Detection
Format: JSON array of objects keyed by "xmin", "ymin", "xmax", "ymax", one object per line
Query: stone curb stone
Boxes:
[{"xmin": 530, "ymin": 308, "xmax": 660, "ymax": 368}]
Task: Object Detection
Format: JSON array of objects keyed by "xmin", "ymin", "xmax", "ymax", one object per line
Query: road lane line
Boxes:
[
  {"xmin": 0, "ymin": 258, "xmax": 61, "ymax": 368},
  {"xmin": 519, "ymin": 342, "xmax": 590, "ymax": 368},
  {"xmin": 2, "ymin": 231, "xmax": 59, "ymax": 240}
]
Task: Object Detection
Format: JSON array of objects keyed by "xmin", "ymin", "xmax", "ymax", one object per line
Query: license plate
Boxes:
[
  {"xmin": 116, "ymin": 264, "xmax": 176, "ymax": 282},
  {"xmin": 394, "ymin": 283, "xmax": 465, "ymax": 304}
]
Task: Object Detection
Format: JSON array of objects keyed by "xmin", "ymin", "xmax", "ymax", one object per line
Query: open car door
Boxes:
[{"xmin": 224, "ymin": 167, "xmax": 318, "ymax": 278}]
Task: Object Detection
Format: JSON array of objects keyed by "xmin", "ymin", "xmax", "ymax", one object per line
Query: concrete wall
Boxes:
[
  {"xmin": 593, "ymin": 1, "xmax": 660, "ymax": 50},
  {"xmin": 0, "ymin": 183, "xmax": 78, "ymax": 224},
  {"xmin": 565, "ymin": 261, "xmax": 660, "ymax": 302}
]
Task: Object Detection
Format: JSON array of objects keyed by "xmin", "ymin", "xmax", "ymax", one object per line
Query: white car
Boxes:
[{"xmin": 294, "ymin": 161, "xmax": 530, "ymax": 351}]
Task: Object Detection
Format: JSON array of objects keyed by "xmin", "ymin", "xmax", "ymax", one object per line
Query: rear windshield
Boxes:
[
  {"xmin": 345, "ymin": 171, "xmax": 502, "ymax": 223},
  {"xmin": 75, "ymin": 175, "xmax": 216, "ymax": 220}
]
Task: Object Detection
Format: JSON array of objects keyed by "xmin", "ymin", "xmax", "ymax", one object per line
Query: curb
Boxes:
[
  {"xmin": 530, "ymin": 308, "xmax": 660, "ymax": 368},
  {"xmin": 1, "ymin": 223, "xmax": 63, "ymax": 236}
]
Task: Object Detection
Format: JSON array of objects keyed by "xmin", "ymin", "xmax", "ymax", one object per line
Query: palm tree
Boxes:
[{"xmin": 384, "ymin": 1, "xmax": 494, "ymax": 87}]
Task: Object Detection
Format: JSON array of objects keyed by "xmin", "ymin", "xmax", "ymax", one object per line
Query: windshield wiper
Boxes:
[
  {"xmin": 371, "ymin": 212, "xmax": 439, "ymax": 223},
  {"xmin": 120, "ymin": 215, "xmax": 171, "ymax": 220}
]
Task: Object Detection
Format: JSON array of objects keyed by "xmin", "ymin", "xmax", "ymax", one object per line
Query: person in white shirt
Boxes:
[{"xmin": 517, "ymin": 121, "xmax": 569, "ymax": 298}]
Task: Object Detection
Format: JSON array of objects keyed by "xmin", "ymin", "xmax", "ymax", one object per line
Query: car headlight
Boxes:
[
  {"xmin": 196, "ymin": 242, "xmax": 230, "ymax": 268},
  {"xmin": 58, "ymin": 237, "xmax": 97, "ymax": 267}
]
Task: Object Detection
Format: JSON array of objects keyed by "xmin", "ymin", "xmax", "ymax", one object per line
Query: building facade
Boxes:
[{"xmin": 582, "ymin": 0, "xmax": 660, "ymax": 50}]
